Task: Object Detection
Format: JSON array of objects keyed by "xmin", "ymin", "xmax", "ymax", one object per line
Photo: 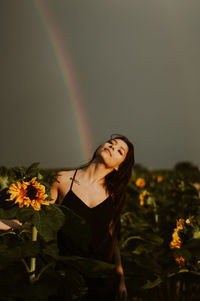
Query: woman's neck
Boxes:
[{"xmin": 81, "ymin": 161, "xmax": 113, "ymax": 185}]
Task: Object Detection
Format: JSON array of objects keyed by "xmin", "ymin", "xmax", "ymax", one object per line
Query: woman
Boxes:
[{"xmin": 50, "ymin": 134, "xmax": 135, "ymax": 301}]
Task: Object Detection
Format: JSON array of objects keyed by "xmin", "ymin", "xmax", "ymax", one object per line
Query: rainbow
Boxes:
[{"xmin": 34, "ymin": 0, "xmax": 93, "ymax": 162}]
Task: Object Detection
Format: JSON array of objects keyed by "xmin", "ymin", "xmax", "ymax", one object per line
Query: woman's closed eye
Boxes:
[{"xmin": 108, "ymin": 140, "xmax": 122, "ymax": 155}]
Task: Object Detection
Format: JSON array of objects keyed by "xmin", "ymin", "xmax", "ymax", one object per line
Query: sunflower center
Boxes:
[{"xmin": 26, "ymin": 184, "xmax": 38, "ymax": 200}]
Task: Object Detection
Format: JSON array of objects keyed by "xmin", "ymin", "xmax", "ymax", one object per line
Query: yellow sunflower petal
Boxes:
[{"xmin": 30, "ymin": 200, "xmax": 40, "ymax": 211}]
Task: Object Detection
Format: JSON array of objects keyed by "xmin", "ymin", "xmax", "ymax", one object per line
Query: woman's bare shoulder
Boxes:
[
  {"xmin": 53, "ymin": 169, "xmax": 76, "ymax": 188},
  {"xmin": 50, "ymin": 170, "xmax": 76, "ymax": 204},
  {"xmin": 52, "ymin": 170, "xmax": 72, "ymax": 182},
  {"xmin": 53, "ymin": 170, "xmax": 77, "ymax": 204}
]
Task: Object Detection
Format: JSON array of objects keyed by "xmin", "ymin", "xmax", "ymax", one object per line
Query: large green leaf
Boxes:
[
  {"xmin": 0, "ymin": 206, "xmax": 18, "ymax": 219},
  {"xmin": 0, "ymin": 241, "xmax": 40, "ymax": 259},
  {"xmin": 0, "ymin": 241, "xmax": 40, "ymax": 270},
  {"xmin": 32, "ymin": 204, "xmax": 65, "ymax": 242},
  {"xmin": 0, "ymin": 263, "xmax": 61, "ymax": 300},
  {"xmin": 16, "ymin": 206, "xmax": 35, "ymax": 222},
  {"xmin": 142, "ymin": 232, "xmax": 164, "ymax": 245},
  {"xmin": 122, "ymin": 233, "xmax": 163, "ymax": 249},
  {"xmin": 55, "ymin": 267, "xmax": 87, "ymax": 300},
  {"xmin": 56, "ymin": 255, "xmax": 116, "ymax": 278},
  {"xmin": 42, "ymin": 241, "xmax": 60, "ymax": 258}
]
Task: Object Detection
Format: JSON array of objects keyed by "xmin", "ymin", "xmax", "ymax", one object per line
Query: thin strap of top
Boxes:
[{"xmin": 70, "ymin": 169, "xmax": 77, "ymax": 190}]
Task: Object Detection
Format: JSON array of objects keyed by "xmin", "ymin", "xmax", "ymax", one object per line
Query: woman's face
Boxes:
[{"xmin": 97, "ymin": 138, "xmax": 129, "ymax": 170}]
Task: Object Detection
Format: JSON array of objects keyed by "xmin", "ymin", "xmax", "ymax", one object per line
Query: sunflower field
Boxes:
[{"xmin": 0, "ymin": 162, "xmax": 200, "ymax": 301}]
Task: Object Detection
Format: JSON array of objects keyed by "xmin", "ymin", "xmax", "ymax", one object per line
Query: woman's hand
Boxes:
[
  {"xmin": 115, "ymin": 275, "xmax": 127, "ymax": 301},
  {"xmin": 118, "ymin": 276, "xmax": 127, "ymax": 301},
  {"xmin": 0, "ymin": 219, "xmax": 32, "ymax": 230},
  {"xmin": 112, "ymin": 239, "xmax": 128, "ymax": 301}
]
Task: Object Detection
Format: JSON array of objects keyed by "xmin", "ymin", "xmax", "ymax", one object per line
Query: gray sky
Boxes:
[{"xmin": 1, "ymin": 0, "xmax": 200, "ymax": 169}]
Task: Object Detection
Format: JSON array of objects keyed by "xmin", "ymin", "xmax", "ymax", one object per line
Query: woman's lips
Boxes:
[{"xmin": 105, "ymin": 148, "xmax": 111, "ymax": 156}]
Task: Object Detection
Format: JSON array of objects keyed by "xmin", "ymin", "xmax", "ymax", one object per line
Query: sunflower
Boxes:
[
  {"xmin": 157, "ymin": 176, "xmax": 163, "ymax": 183},
  {"xmin": 176, "ymin": 218, "xmax": 184, "ymax": 230},
  {"xmin": 175, "ymin": 255, "xmax": 185, "ymax": 267},
  {"xmin": 7, "ymin": 177, "xmax": 49, "ymax": 211},
  {"xmin": 169, "ymin": 219, "xmax": 185, "ymax": 249},
  {"xmin": 139, "ymin": 190, "xmax": 150, "ymax": 206},
  {"xmin": 170, "ymin": 229, "xmax": 182, "ymax": 249},
  {"xmin": 136, "ymin": 178, "xmax": 146, "ymax": 188}
]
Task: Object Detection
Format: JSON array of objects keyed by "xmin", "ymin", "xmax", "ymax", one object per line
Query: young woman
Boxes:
[{"xmin": 50, "ymin": 134, "xmax": 135, "ymax": 301}]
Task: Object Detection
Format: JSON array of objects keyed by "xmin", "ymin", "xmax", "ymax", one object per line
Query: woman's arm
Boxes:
[
  {"xmin": 113, "ymin": 241, "xmax": 127, "ymax": 301},
  {"xmin": 49, "ymin": 171, "xmax": 64, "ymax": 204},
  {"xmin": 109, "ymin": 217, "xmax": 127, "ymax": 301},
  {"xmin": 49, "ymin": 183, "xmax": 59, "ymax": 204},
  {"xmin": 109, "ymin": 220, "xmax": 124, "ymax": 277},
  {"xmin": 113, "ymin": 240, "xmax": 125, "ymax": 279},
  {"xmin": 0, "ymin": 219, "xmax": 31, "ymax": 230},
  {"xmin": 0, "ymin": 219, "xmax": 22, "ymax": 230}
]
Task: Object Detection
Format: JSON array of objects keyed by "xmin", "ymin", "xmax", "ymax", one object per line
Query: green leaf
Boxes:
[
  {"xmin": 42, "ymin": 242, "xmax": 60, "ymax": 258},
  {"xmin": 16, "ymin": 207, "xmax": 35, "ymax": 222},
  {"xmin": 173, "ymin": 248, "xmax": 192, "ymax": 261},
  {"xmin": 142, "ymin": 233, "xmax": 164, "ymax": 245},
  {"xmin": 184, "ymin": 239, "xmax": 200, "ymax": 257},
  {"xmin": 45, "ymin": 204, "xmax": 66, "ymax": 231},
  {"xmin": 32, "ymin": 204, "xmax": 65, "ymax": 242},
  {"xmin": 26, "ymin": 162, "xmax": 40, "ymax": 174},
  {"xmin": 121, "ymin": 233, "xmax": 163, "ymax": 249},
  {"xmin": 0, "ymin": 241, "xmax": 40, "ymax": 270},
  {"xmin": 0, "ymin": 263, "xmax": 60, "ymax": 299},
  {"xmin": 11, "ymin": 166, "xmax": 25, "ymax": 179},
  {"xmin": 0, "ymin": 206, "xmax": 18, "ymax": 219},
  {"xmin": 0, "ymin": 241, "xmax": 40, "ymax": 259},
  {"xmin": 56, "ymin": 255, "xmax": 116, "ymax": 278},
  {"xmin": 142, "ymin": 275, "xmax": 162, "ymax": 289},
  {"xmin": 56, "ymin": 267, "xmax": 87, "ymax": 300}
]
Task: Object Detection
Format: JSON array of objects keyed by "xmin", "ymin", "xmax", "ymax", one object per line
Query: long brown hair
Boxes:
[{"xmin": 78, "ymin": 133, "xmax": 135, "ymax": 260}]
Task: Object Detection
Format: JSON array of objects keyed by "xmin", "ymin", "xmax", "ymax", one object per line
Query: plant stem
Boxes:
[{"xmin": 29, "ymin": 225, "xmax": 38, "ymax": 284}]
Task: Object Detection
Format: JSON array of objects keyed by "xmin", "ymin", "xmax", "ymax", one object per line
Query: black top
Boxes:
[{"xmin": 58, "ymin": 169, "xmax": 116, "ymax": 263}]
